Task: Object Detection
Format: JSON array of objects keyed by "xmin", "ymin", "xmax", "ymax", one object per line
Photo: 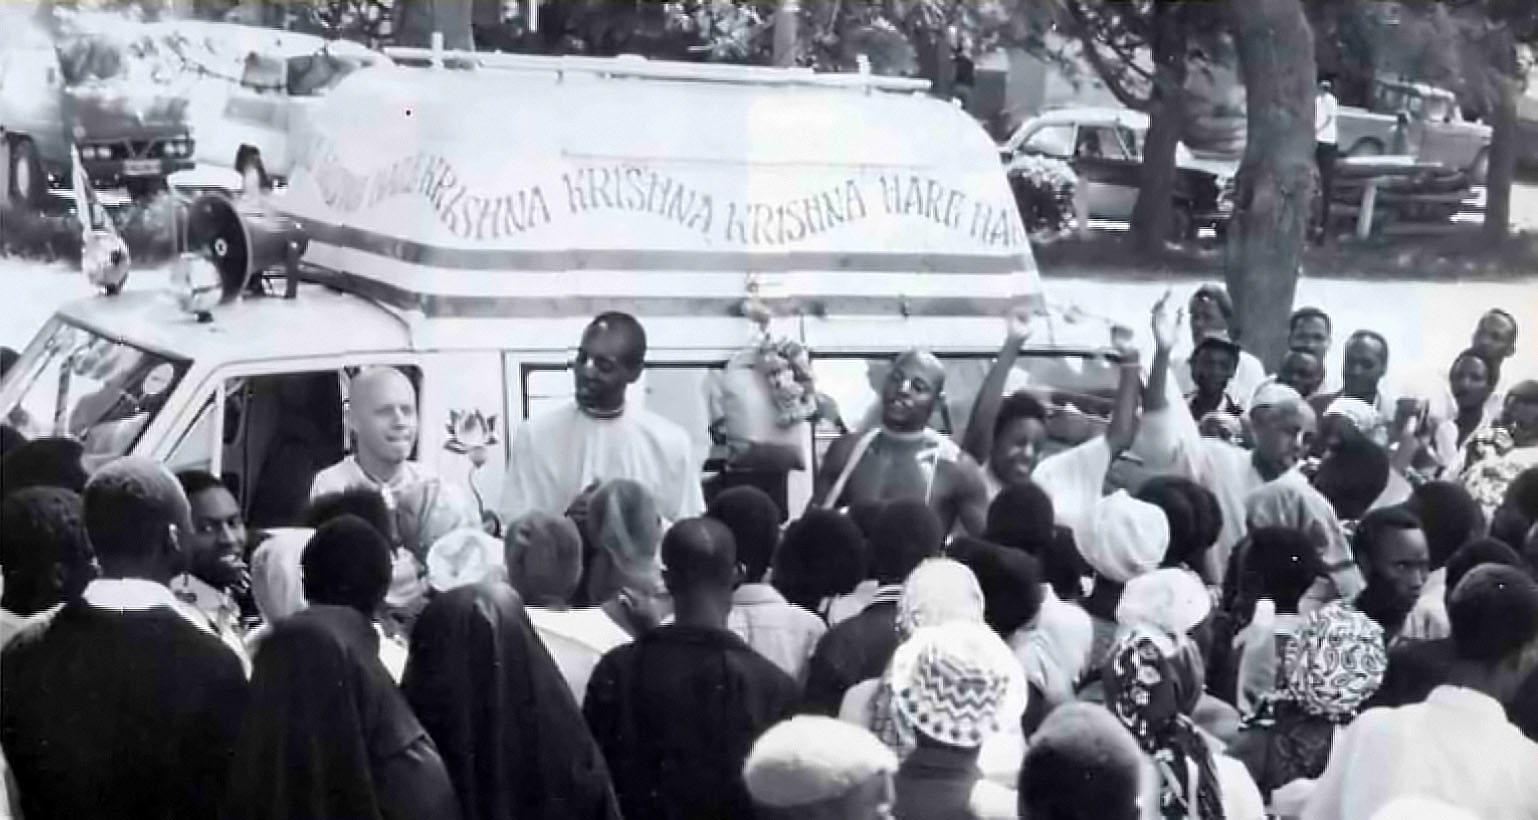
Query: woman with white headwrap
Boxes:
[{"xmin": 1078, "ymin": 491, "xmax": 1172, "ymax": 673}]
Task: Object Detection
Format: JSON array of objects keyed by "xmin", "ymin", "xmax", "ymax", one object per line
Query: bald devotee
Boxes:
[
  {"xmin": 813, "ymin": 348, "xmax": 991, "ymax": 535},
  {"xmin": 1137, "ymin": 305, "xmax": 1359, "ymax": 593},
  {"xmin": 1, "ymin": 457, "xmax": 248, "ymax": 820},
  {"xmin": 744, "ymin": 716, "xmax": 898, "ymax": 820},
  {"xmin": 310, "ymin": 366, "xmax": 477, "ymax": 622},
  {"xmin": 584, "ymin": 517, "xmax": 799, "ymax": 820},
  {"xmin": 502, "ymin": 312, "xmax": 705, "ymax": 524}
]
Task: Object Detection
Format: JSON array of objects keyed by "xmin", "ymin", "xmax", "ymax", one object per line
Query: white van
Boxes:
[
  {"xmin": 150, "ymin": 20, "xmax": 391, "ymax": 189},
  {"xmin": 0, "ymin": 52, "xmax": 1120, "ymax": 531}
]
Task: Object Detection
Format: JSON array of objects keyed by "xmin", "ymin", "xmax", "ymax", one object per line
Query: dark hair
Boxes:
[
  {"xmin": 846, "ymin": 500, "xmax": 886, "ymax": 544},
  {"xmin": 175, "ymin": 469, "xmax": 226, "ymax": 501},
  {"xmin": 1289, "ymin": 307, "xmax": 1332, "ymax": 334},
  {"xmin": 304, "ymin": 487, "xmax": 393, "ymax": 542},
  {"xmin": 1482, "ymin": 307, "xmax": 1518, "ymax": 336},
  {"xmin": 1018, "ymin": 703, "xmax": 1145, "ymax": 820},
  {"xmin": 0, "ymin": 488, "xmax": 94, "ymax": 609},
  {"xmin": 1444, "ymin": 538, "xmax": 1524, "ymax": 605},
  {"xmin": 0, "ymin": 346, "xmax": 18, "ymax": 379},
  {"xmin": 985, "ymin": 481, "xmax": 1055, "ymax": 556},
  {"xmin": 1347, "ymin": 329, "xmax": 1390, "ymax": 361},
  {"xmin": 1352, "ymin": 506, "xmax": 1424, "ymax": 569},
  {"xmin": 993, "ymin": 390, "xmax": 1049, "ymax": 441},
  {"xmin": 869, "ymin": 498, "xmax": 942, "ymax": 584},
  {"xmin": 302, "ymin": 514, "xmax": 393, "ymax": 615},
  {"xmin": 661, "ymin": 516, "xmax": 738, "ymax": 591},
  {"xmin": 1243, "ymin": 527, "xmax": 1324, "ymax": 613},
  {"xmin": 773, "ymin": 510, "xmax": 868, "ymax": 611},
  {"xmin": 1491, "ymin": 505, "xmax": 1533, "ymax": 553},
  {"xmin": 82, "ymin": 460, "xmax": 185, "ymax": 566},
  {"xmin": 1137, "ymin": 476, "xmax": 1219, "ymax": 570},
  {"xmin": 1451, "ymin": 347, "xmax": 1495, "ymax": 376},
  {"xmin": 586, "ymin": 311, "xmax": 647, "ymax": 368},
  {"xmin": 1406, "ymin": 482, "xmax": 1486, "ymax": 571},
  {"xmin": 1448, "ymin": 565, "xmax": 1538, "ymax": 664},
  {"xmin": 706, "ymin": 486, "xmax": 781, "ymax": 583},
  {"xmin": 1503, "ymin": 467, "xmax": 1538, "ymax": 522},
  {"xmin": 0, "ymin": 437, "xmax": 89, "ymax": 498},
  {"xmin": 951, "ymin": 537, "xmax": 1044, "ymax": 637},
  {"xmin": 1314, "ymin": 437, "xmax": 1390, "ymax": 521},
  {"xmin": 1045, "ymin": 525, "xmax": 1090, "ymax": 601}
]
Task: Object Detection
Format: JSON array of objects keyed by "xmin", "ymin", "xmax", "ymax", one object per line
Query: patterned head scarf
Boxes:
[
  {"xmin": 894, "ymin": 558, "xmax": 985, "ymax": 641},
  {"xmin": 1103, "ymin": 627, "xmax": 1225, "ymax": 820},
  {"xmin": 1282, "ymin": 602, "xmax": 1388, "ymax": 722}
]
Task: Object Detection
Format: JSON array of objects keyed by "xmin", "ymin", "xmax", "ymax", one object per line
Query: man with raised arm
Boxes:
[
  {"xmin": 810, "ymin": 349, "xmax": 991, "ymax": 536},
  {"xmin": 958, "ymin": 305, "xmax": 1144, "ymax": 552}
]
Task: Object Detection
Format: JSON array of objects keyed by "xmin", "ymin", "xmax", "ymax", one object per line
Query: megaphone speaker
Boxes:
[{"xmin": 184, "ymin": 194, "xmax": 308, "ymax": 302}]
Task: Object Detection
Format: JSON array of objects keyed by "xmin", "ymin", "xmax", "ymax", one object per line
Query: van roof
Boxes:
[
  {"xmin": 57, "ymin": 282, "xmax": 410, "ymax": 362},
  {"xmin": 144, "ymin": 20, "xmax": 384, "ymax": 61},
  {"xmin": 273, "ymin": 56, "xmax": 1041, "ymax": 322}
]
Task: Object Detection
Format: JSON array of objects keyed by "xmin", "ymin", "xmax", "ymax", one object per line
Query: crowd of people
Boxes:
[{"xmin": 1, "ymin": 288, "xmax": 1537, "ymax": 820}]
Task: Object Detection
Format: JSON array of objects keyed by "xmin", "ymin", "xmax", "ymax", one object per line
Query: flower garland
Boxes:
[{"xmin": 750, "ymin": 333, "xmax": 818, "ymax": 428}]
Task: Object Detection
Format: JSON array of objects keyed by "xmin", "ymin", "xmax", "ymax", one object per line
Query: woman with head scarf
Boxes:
[
  {"xmin": 1229, "ymin": 603, "xmax": 1387, "ymax": 803},
  {"xmin": 1077, "ymin": 491, "xmax": 1171, "ymax": 673},
  {"xmin": 1103, "ymin": 625, "xmax": 1266, "ymax": 820},
  {"xmin": 1462, "ymin": 379, "xmax": 1538, "ymax": 519},
  {"xmin": 225, "ymin": 602, "xmax": 459, "ymax": 820},
  {"xmin": 402, "ymin": 583, "xmax": 621, "ymax": 820}
]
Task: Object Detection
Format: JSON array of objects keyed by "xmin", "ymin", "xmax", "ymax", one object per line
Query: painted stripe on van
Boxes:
[
  {"xmin": 298, "ymin": 264, "xmax": 1029, "ymax": 320},
  {"xmin": 288, "ymin": 215, "xmax": 1031, "ymax": 275}
]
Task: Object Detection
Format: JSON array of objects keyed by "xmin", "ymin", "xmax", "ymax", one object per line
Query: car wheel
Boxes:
[
  {"xmin": 1469, "ymin": 148, "xmax": 1489, "ymax": 185},
  {"xmin": 7, "ymin": 137, "xmax": 45, "ymax": 207},
  {"xmin": 1347, "ymin": 138, "xmax": 1384, "ymax": 158}
]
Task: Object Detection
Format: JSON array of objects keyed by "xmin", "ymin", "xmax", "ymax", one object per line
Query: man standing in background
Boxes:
[{"xmin": 1315, "ymin": 78, "xmax": 1340, "ymax": 242}]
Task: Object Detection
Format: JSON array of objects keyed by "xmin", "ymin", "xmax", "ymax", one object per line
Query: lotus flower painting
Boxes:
[{"xmin": 445, "ymin": 409, "xmax": 498, "ymax": 469}]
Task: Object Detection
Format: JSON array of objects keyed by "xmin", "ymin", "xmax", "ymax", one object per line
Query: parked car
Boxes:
[
  {"xmin": 1337, "ymin": 77, "xmax": 1491, "ymax": 181},
  {"xmin": 1000, "ymin": 107, "xmax": 1232, "ymax": 240}
]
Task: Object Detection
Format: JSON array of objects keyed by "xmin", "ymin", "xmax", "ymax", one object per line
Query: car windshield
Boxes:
[{"xmin": 1, "ymin": 320, "xmax": 189, "ymax": 472}]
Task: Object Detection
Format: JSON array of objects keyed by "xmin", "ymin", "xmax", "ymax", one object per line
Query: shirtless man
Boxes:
[{"xmin": 811, "ymin": 350, "xmax": 989, "ymax": 536}]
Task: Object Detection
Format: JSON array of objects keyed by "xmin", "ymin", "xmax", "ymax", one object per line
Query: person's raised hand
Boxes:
[
  {"xmin": 1110, "ymin": 324, "xmax": 1141, "ymax": 365},
  {"xmin": 1151, "ymin": 289, "xmax": 1183, "ymax": 353},
  {"xmin": 1005, "ymin": 305, "xmax": 1035, "ymax": 344}
]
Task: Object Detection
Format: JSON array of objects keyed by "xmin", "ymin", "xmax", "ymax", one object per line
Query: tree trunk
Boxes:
[
  {"xmin": 1484, "ymin": 74, "xmax": 1522, "ymax": 242},
  {"xmin": 394, "ymin": 0, "xmax": 474, "ymax": 50},
  {"xmin": 1224, "ymin": 0, "xmax": 1316, "ymax": 370},
  {"xmin": 1130, "ymin": 2, "xmax": 1187, "ymax": 251}
]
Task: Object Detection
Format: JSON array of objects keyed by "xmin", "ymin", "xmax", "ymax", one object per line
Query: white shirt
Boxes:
[
  {"xmin": 169, "ymin": 573, "xmax": 252, "ymax": 677},
  {"xmin": 310, "ymin": 455, "xmax": 435, "ymax": 501},
  {"xmin": 1316, "ymin": 92, "xmax": 1339, "ymax": 145},
  {"xmin": 501, "ymin": 403, "xmax": 705, "ymax": 524},
  {"xmin": 727, "ymin": 583, "xmax": 827, "ymax": 683},
  {"xmin": 81, "ymin": 578, "xmax": 221, "ymax": 635},
  {"xmin": 1304, "ymin": 686, "xmax": 1538, "ymax": 820},
  {"xmin": 527, "ymin": 606, "xmax": 633, "ymax": 705},
  {"xmin": 1031, "ymin": 436, "xmax": 1114, "ymax": 561}
]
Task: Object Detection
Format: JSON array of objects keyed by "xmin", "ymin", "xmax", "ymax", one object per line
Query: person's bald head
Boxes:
[
  {"xmin": 575, "ymin": 312, "xmax": 647, "ymax": 414},
  {"xmin": 661, "ymin": 517, "xmax": 740, "ymax": 597},
  {"xmin": 881, "ymin": 349, "xmax": 946, "ymax": 433},
  {"xmin": 83, "ymin": 456, "xmax": 192, "ymax": 581},
  {"xmin": 1249, "ymin": 386, "xmax": 1315, "ymax": 474},
  {"xmin": 347, "ymin": 367, "xmax": 418, "ymax": 466}
]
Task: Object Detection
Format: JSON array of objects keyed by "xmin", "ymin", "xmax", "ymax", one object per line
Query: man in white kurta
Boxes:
[{"xmin": 501, "ymin": 312, "xmax": 705, "ymax": 524}]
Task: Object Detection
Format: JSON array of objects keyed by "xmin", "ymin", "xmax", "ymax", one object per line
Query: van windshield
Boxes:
[{"xmin": 2, "ymin": 320, "xmax": 189, "ymax": 472}]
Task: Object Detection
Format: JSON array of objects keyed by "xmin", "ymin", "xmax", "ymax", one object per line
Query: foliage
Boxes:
[{"xmin": 1006, "ymin": 154, "xmax": 1079, "ymax": 235}]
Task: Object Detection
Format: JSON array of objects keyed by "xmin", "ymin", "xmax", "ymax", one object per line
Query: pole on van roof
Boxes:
[
  {"xmin": 430, "ymin": 31, "xmax": 443, "ymax": 67},
  {"xmin": 527, "ymin": 0, "xmax": 538, "ymax": 33}
]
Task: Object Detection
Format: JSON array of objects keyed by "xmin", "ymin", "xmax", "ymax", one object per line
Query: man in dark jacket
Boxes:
[{"xmin": 584, "ymin": 517, "xmax": 799, "ymax": 820}]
